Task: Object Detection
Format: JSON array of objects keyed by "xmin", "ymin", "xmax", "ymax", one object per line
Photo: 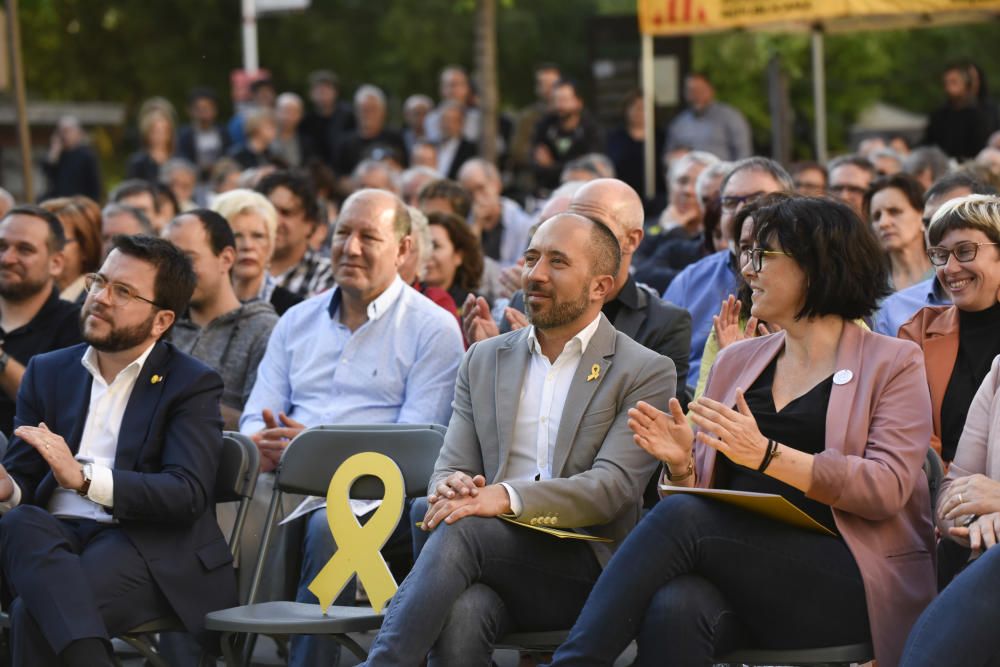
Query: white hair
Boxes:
[
  {"xmin": 354, "ymin": 84, "xmax": 387, "ymax": 109},
  {"xmin": 669, "ymin": 150, "xmax": 720, "ymax": 184}
]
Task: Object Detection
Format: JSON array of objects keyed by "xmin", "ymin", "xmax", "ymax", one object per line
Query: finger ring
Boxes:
[{"xmin": 958, "ymin": 493, "xmax": 964, "ymax": 505}]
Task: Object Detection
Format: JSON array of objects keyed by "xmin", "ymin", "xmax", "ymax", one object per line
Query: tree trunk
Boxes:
[{"xmin": 475, "ymin": 0, "xmax": 498, "ymax": 165}]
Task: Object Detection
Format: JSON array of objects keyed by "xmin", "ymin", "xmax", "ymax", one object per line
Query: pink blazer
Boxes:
[{"xmin": 697, "ymin": 323, "xmax": 936, "ymax": 667}]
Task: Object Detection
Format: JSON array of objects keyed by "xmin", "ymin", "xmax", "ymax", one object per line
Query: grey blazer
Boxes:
[{"xmin": 430, "ymin": 314, "xmax": 676, "ymax": 566}]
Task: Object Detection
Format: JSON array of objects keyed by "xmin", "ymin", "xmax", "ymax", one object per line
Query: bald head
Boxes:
[
  {"xmin": 538, "ymin": 195, "xmax": 571, "ymax": 221},
  {"xmin": 340, "ymin": 188, "xmax": 410, "ymax": 240},
  {"xmin": 568, "ymin": 178, "xmax": 645, "ymax": 238}
]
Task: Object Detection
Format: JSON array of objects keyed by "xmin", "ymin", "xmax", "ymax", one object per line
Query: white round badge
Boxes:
[{"xmin": 833, "ymin": 369, "xmax": 854, "ymax": 386}]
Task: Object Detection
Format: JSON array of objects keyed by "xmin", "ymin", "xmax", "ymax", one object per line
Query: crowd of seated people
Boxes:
[{"xmin": 4, "ymin": 56, "xmax": 1000, "ymax": 667}]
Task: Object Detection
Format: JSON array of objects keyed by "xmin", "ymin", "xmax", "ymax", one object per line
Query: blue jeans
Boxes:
[
  {"xmin": 362, "ymin": 512, "xmax": 601, "ymax": 667},
  {"xmin": 545, "ymin": 494, "xmax": 870, "ymax": 667},
  {"xmin": 901, "ymin": 543, "xmax": 1000, "ymax": 666},
  {"xmin": 290, "ymin": 500, "xmax": 414, "ymax": 667}
]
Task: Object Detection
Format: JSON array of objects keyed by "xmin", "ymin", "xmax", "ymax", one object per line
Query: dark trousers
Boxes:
[
  {"xmin": 363, "ymin": 509, "xmax": 602, "ymax": 667},
  {"xmin": 545, "ymin": 494, "xmax": 871, "ymax": 667},
  {"xmin": 0, "ymin": 505, "xmax": 172, "ymax": 665},
  {"xmin": 901, "ymin": 543, "xmax": 1000, "ymax": 666}
]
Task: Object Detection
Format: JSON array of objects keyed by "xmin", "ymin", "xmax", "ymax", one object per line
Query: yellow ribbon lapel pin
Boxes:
[
  {"xmin": 586, "ymin": 364, "xmax": 600, "ymax": 382},
  {"xmin": 151, "ymin": 374, "xmax": 164, "ymax": 385}
]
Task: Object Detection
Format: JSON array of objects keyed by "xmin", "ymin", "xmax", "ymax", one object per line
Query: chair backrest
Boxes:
[
  {"xmin": 216, "ymin": 431, "xmax": 260, "ymax": 503},
  {"xmin": 218, "ymin": 432, "xmax": 260, "ymax": 560},
  {"xmin": 924, "ymin": 447, "xmax": 945, "ymax": 513},
  {"xmin": 276, "ymin": 424, "xmax": 446, "ymax": 499},
  {"xmin": 245, "ymin": 424, "xmax": 445, "ymax": 605}
]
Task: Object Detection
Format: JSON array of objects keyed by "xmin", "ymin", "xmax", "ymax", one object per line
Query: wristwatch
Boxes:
[
  {"xmin": 77, "ymin": 463, "xmax": 93, "ymax": 498},
  {"xmin": 0, "ymin": 349, "xmax": 10, "ymax": 374}
]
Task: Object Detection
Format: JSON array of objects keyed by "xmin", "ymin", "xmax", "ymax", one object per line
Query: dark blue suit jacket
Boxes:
[{"xmin": 2, "ymin": 341, "xmax": 237, "ymax": 642}]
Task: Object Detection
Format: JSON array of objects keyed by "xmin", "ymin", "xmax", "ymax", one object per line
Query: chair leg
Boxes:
[
  {"xmin": 331, "ymin": 633, "xmax": 370, "ymax": 662},
  {"xmin": 119, "ymin": 634, "xmax": 171, "ymax": 667},
  {"xmin": 219, "ymin": 631, "xmax": 241, "ymax": 667}
]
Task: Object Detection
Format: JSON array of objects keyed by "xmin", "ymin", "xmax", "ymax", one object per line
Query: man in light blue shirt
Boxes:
[
  {"xmin": 873, "ymin": 276, "xmax": 950, "ymax": 336},
  {"xmin": 664, "ymin": 157, "xmax": 794, "ymax": 389},
  {"xmin": 666, "ymin": 73, "xmax": 752, "ymax": 161},
  {"xmin": 240, "ymin": 189, "xmax": 464, "ymax": 667}
]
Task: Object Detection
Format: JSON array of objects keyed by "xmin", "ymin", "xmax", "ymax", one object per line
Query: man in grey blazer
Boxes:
[
  {"xmin": 465, "ymin": 178, "xmax": 692, "ymax": 401},
  {"xmin": 362, "ymin": 212, "xmax": 676, "ymax": 666}
]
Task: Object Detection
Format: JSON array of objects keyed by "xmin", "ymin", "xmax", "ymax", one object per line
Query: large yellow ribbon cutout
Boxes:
[{"xmin": 307, "ymin": 451, "xmax": 405, "ymax": 614}]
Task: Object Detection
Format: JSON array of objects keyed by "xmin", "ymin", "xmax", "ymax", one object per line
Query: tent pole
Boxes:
[
  {"xmin": 811, "ymin": 26, "xmax": 828, "ymax": 163},
  {"xmin": 6, "ymin": 0, "xmax": 33, "ymax": 202},
  {"xmin": 641, "ymin": 32, "xmax": 655, "ymax": 200}
]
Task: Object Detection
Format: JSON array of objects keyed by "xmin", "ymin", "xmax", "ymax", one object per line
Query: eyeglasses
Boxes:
[
  {"xmin": 721, "ymin": 191, "xmax": 766, "ymax": 212},
  {"xmin": 828, "ymin": 184, "xmax": 868, "ymax": 198},
  {"xmin": 926, "ymin": 241, "xmax": 1000, "ymax": 266},
  {"xmin": 84, "ymin": 273, "xmax": 162, "ymax": 308},
  {"xmin": 739, "ymin": 247, "xmax": 791, "ymax": 272}
]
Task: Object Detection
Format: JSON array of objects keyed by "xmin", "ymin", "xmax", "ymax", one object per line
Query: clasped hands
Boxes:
[
  {"xmin": 628, "ymin": 391, "xmax": 769, "ymax": 473},
  {"xmin": 421, "ymin": 471, "xmax": 511, "ymax": 531},
  {"xmin": 0, "ymin": 422, "xmax": 84, "ymax": 500},
  {"xmin": 938, "ymin": 474, "xmax": 1000, "ymax": 551}
]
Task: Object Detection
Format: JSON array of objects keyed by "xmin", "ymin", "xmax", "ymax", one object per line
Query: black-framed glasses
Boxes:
[
  {"xmin": 721, "ymin": 191, "xmax": 766, "ymax": 212},
  {"xmin": 926, "ymin": 242, "xmax": 1000, "ymax": 266},
  {"xmin": 83, "ymin": 273, "xmax": 162, "ymax": 308},
  {"xmin": 828, "ymin": 184, "xmax": 869, "ymax": 197},
  {"xmin": 739, "ymin": 247, "xmax": 791, "ymax": 272}
]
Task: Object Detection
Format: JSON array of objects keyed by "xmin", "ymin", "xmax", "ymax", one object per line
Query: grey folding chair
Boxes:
[
  {"xmin": 204, "ymin": 423, "xmax": 446, "ymax": 667},
  {"xmin": 115, "ymin": 431, "xmax": 260, "ymax": 667}
]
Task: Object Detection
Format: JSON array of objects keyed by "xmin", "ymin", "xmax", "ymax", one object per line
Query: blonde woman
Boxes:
[
  {"xmin": 211, "ymin": 189, "xmax": 302, "ymax": 315},
  {"xmin": 126, "ymin": 98, "xmax": 177, "ymax": 183}
]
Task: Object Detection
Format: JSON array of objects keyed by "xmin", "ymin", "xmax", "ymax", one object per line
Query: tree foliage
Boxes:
[
  {"xmin": 14, "ymin": 1, "xmax": 1000, "ymax": 163},
  {"xmin": 692, "ymin": 22, "xmax": 1000, "ymax": 155}
]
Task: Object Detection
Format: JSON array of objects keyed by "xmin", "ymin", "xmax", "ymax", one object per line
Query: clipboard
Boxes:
[
  {"xmin": 658, "ymin": 486, "xmax": 836, "ymax": 537},
  {"xmin": 415, "ymin": 518, "xmax": 613, "ymax": 543},
  {"xmin": 498, "ymin": 516, "xmax": 612, "ymax": 542}
]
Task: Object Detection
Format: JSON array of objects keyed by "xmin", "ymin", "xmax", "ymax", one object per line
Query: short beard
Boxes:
[
  {"xmin": 81, "ymin": 308, "xmax": 157, "ymax": 353},
  {"xmin": 524, "ymin": 281, "xmax": 590, "ymax": 330},
  {"xmin": 0, "ymin": 275, "xmax": 50, "ymax": 302}
]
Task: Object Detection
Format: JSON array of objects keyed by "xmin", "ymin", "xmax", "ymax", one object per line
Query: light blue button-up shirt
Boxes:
[
  {"xmin": 663, "ymin": 250, "xmax": 740, "ymax": 389},
  {"xmin": 873, "ymin": 276, "xmax": 952, "ymax": 337},
  {"xmin": 240, "ymin": 276, "xmax": 464, "ymax": 434}
]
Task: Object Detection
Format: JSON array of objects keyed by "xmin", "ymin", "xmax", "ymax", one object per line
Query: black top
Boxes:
[
  {"xmin": 922, "ymin": 103, "xmax": 995, "ymax": 161},
  {"xmin": 298, "ymin": 101, "xmax": 356, "ymax": 168},
  {"xmin": 125, "ymin": 151, "xmax": 164, "ymax": 183},
  {"xmin": 941, "ymin": 302, "xmax": 1000, "ymax": 461},
  {"xmin": 605, "ymin": 126, "xmax": 666, "ymax": 201},
  {"xmin": 716, "ymin": 357, "xmax": 837, "ymax": 533},
  {"xmin": 333, "ymin": 129, "xmax": 408, "ymax": 177},
  {"xmin": 42, "ymin": 146, "xmax": 102, "ymax": 201},
  {"xmin": 0, "ymin": 288, "xmax": 82, "ymax": 436},
  {"xmin": 531, "ymin": 111, "xmax": 605, "ymax": 192}
]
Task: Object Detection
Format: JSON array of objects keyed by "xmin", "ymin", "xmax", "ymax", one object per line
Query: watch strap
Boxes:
[{"xmin": 77, "ymin": 463, "xmax": 93, "ymax": 497}]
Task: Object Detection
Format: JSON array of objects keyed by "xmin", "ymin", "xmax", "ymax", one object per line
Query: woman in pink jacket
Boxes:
[{"xmin": 545, "ymin": 196, "xmax": 936, "ymax": 667}]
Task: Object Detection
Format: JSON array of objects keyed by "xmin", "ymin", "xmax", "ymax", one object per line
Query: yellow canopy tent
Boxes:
[{"xmin": 637, "ymin": 0, "xmax": 1000, "ymax": 196}]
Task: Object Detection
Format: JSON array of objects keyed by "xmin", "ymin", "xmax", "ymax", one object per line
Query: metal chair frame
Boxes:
[{"xmin": 203, "ymin": 423, "xmax": 445, "ymax": 667}]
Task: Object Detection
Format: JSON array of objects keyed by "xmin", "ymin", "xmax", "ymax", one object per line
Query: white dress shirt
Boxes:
[
  {"xmin": 500, "ymin": 313, "xmax": 602, "ymax": 515},
  {"xmin": 37, "ymin": 342, "xmax": 156, "ymax": 522}
]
